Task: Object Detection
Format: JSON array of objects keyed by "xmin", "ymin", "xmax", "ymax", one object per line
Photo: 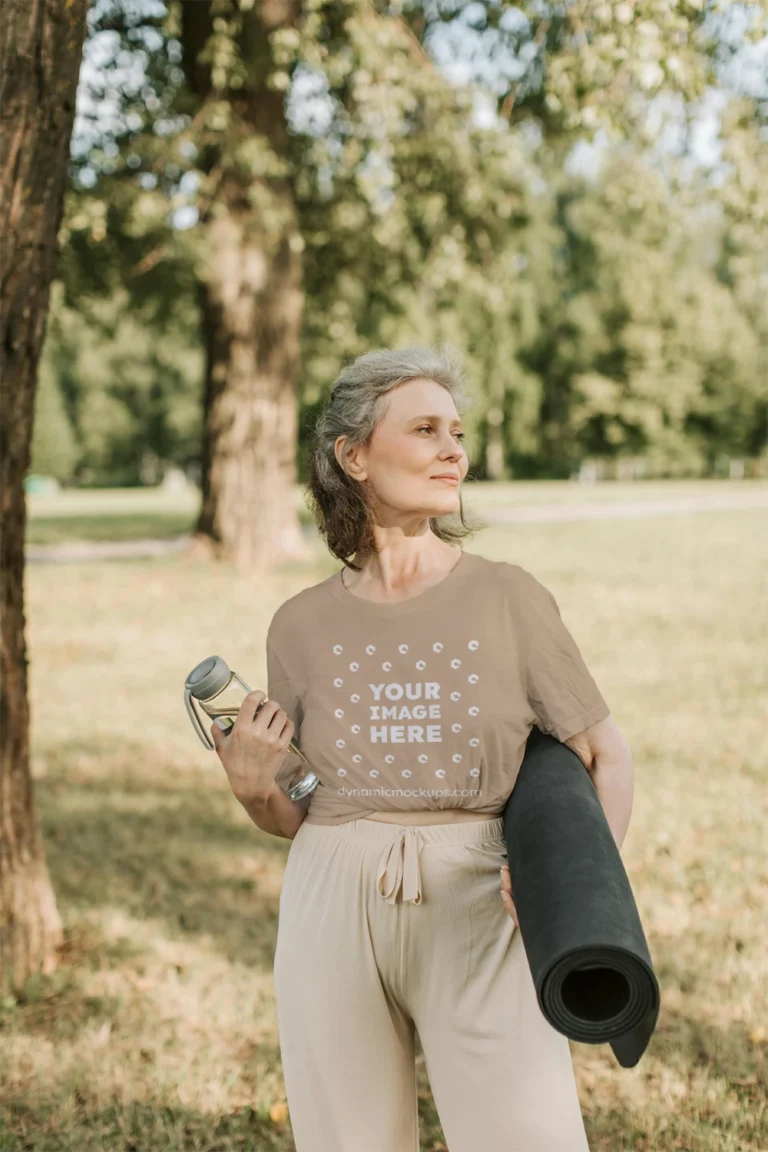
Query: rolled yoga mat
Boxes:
[{"xmin": 501, "ymin": 724, "xmax": 660, "ymax": 1068}]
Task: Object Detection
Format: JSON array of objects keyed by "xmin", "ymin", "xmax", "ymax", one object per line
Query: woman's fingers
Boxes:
[{"xmin": 499, "ymin": 864, "xmax": 517, "ymax": 925}]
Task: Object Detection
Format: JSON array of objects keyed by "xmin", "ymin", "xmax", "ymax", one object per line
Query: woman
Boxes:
[{"xmin": 213, "ymin": 345, "xmax": 624, "ymax": 1151}]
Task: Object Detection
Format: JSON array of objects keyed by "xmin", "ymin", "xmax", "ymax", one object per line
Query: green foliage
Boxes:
[
  {"xmin": 35, "ymin": 282, "xmax": 203, "ymax": 487},
  {"xmin": 31, "ymin": 346, "xmax": 80, "ymax": 484},
  {"xmin": 36, "ymin": 0, "xmax": 768, "ymax": 487},
  {"xmin": 533, "ymin": 150, "xmax": 765, "ymax": 475}
]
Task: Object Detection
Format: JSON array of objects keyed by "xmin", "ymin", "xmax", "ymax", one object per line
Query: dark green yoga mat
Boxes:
[{"xmin": 501, "ymin": 725, "xmax": 660, "ymax": 1068}]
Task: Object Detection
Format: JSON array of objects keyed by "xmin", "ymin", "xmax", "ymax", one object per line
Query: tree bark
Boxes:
[
  {"xmin": 179, "ymin": 0, "xmax": 312, "ymax": 576},
  {"xmin": 194, "ymin": 202, "xmax": 309, "ymax": 573},
  {"xmin": 0, "ymin": 0, "xmax": 90, "ymax": 996}
]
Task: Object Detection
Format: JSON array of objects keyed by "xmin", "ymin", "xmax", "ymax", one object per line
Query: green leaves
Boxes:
[{"xmin": 46, "ymin": 0, "xmax": 766, "ymax": 490}]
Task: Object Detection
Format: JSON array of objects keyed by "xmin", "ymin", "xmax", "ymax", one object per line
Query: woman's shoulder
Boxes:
[
  {"xmin": 468, "ymin": 552, "xmax": 538, "ymax": 590},
  {"xmin": 266, "ymin": 568, "xmax": 340, "ymax": 637},
  {"xmin": 467, "ymin": 556, "xmax": 556, "ymax": 622}
]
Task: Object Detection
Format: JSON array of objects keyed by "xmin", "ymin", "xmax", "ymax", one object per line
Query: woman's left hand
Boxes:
[{"xmin": 500, "ymin": 864, "xmax": 517, "ymax": 925}]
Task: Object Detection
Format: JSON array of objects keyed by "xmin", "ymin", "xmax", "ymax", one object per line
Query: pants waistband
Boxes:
[{"xmin": 301, "ymin": 816, "xmax": 505, "ymax": 906}]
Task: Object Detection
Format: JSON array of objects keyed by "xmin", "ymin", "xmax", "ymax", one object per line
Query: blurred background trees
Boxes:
[{"xmin": 33, "ymin": 0, "xmax": 768, "ymax": 511}]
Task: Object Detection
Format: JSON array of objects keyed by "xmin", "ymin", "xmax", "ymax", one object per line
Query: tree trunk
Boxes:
[
  {"xmin": 191, "ymin": 187, "xmax": 310, "ymax": 574},
  {"xmin": 0, "ymin": 0, "xmax": 90, "ymax": 997},
  {"xmin": 179, "ymin": 0, "xmax": 312, "ymax": 577}
]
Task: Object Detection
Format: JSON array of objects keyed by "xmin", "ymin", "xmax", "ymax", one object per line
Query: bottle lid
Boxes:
[{"xmin": 185, "ymin": 655, "xmax": 231, "ymax": 701}]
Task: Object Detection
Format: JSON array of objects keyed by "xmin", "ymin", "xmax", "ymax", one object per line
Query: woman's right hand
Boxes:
[{"xmin": 210, "ymin": 689, "xmax": 294, "ymax": 804}]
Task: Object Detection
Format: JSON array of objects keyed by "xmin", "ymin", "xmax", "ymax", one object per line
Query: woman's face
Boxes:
[{"xmin": 336, "ymin": 377, "xmax": 469, "ymax": 524}]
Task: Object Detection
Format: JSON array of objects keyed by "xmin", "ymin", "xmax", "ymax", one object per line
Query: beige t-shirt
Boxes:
[{"xmin": 266, "ymin": 550, "xmax": 610, "ymax": 826}]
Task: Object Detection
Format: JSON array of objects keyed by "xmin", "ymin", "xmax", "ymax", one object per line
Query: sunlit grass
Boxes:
[{"xmin": 3, "ymin": 494, "xmax": 767, "ymax": 1150}]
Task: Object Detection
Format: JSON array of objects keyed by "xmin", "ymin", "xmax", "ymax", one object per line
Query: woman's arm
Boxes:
[
  {"xmin": 565, "ymin": 716, "xmax": 634, "ymax": 851},
  {"xmin": 238, "ymin": 785, "xmax": 312, "ymax": 840}
]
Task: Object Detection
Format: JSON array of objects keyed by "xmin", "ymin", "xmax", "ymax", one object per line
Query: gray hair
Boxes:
[{"xmin": 304, "ymin": 343, "xmax": 487, "ymax": 570}]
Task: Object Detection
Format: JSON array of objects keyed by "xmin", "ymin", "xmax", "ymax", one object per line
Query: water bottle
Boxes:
[{"xmin": 184, "ymin": 655, "xmax": 320, "ymax": 802}]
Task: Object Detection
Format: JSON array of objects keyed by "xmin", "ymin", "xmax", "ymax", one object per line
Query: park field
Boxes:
[
  {"xmin": 2, "ymin": 481, "xmax": 767, "ymax": 1151},
  {"xmin": 21, "ymin": 477, "xmax": 768, "ymax": 546}
]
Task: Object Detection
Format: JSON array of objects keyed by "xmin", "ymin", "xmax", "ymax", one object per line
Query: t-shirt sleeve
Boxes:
[
  {"xmin": 266, "ymin": 631, "xmax": 308, "ymax": 791},
  {"xmin": 266, "ymin": 637, "xmax": 304, "ymax": 736},
  {"xmin": 515, "ymin": 569, "xmax": 610, "ymax": 742}
]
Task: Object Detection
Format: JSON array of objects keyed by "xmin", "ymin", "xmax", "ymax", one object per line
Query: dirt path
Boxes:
[
  {"xmin": 24, "ymin": 489, "xmax": 767, "ymax": 562},
  {"xmin": 25, "ymin": 535, "xmax": 193, "ymax": 563},
  {"xmin": 475, "ymin": 488, "xmax": 768, "ymax": 523}
]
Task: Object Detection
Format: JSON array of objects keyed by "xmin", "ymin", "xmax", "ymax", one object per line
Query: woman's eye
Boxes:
[{"xmin": 418, "ymin": 426, "xmax": 465, "ymax": 441}]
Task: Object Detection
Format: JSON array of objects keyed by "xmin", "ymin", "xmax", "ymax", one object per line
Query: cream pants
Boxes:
[{"xmin": 274, "ymin": 815, "xmax": 590, "ymax": 1152}]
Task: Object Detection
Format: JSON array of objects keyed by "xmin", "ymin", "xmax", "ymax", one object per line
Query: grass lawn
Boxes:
[
  {"xmin": 2, "ymin": 485, "xmax": 767, "ymax": 1151},
  {"xmin": 23, "ymin": 478, "xmax": 766, "ymax": 546}
]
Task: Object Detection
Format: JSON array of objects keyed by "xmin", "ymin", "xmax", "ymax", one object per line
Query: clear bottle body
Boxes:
[{"xmin": 205, "ymin": 673, "xmax": 319, "ymax": 801}]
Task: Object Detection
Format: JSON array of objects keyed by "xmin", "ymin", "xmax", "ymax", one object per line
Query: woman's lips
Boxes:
[{"xmin": 432, "ymin": 476, "xmax": 459, "ymax": 485}]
